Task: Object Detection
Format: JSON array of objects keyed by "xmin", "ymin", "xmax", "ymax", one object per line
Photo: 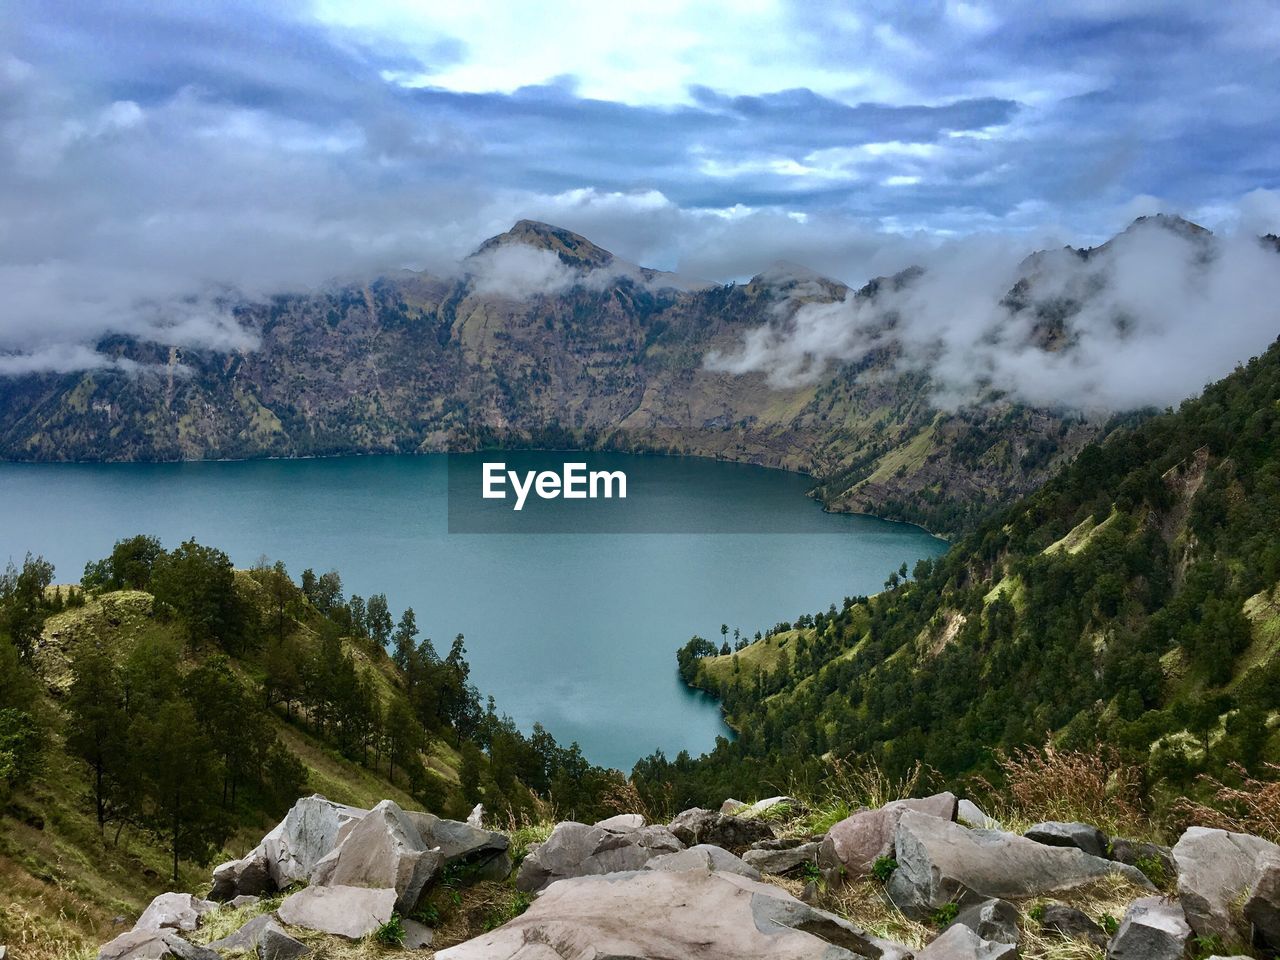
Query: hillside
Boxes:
[
  {"xmin": 653, "ymin": 333, "xmax": 1280, "ymax": 821},
  {"xmin": 0, "ymin": 541, "xmax": 624, "ymax": 958},
  {"xmin": 2, "ymin": 218, "xmax": 1236, "ymax": 536}
]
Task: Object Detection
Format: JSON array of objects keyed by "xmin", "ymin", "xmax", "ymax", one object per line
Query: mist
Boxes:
[{"xmin": 707, "ymin": 219, "xmax": 1280, "ymax": 411}]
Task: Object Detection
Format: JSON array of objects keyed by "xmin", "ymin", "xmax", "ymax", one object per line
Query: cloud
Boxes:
[
  {"xmin": 707, "ymin": 218, "xmax": 1280, "ymax": 411},
  {"xmin": 466, "ymin": 244, "xmax": 578, "ymax": 299}
]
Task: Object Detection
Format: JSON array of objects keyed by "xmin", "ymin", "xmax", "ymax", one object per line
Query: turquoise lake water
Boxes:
[{"xmin": 0, "ymin": 452, "xmax": 947, "ymax": 770}]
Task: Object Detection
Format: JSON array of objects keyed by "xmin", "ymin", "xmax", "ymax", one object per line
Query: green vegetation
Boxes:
[{"xmin": 641, "ymin": 338, "xmax": 1280, "ymax": 832}]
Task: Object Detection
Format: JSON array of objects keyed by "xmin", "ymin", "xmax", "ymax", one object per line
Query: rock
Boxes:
[
  {"xmin": 743, "ymin": 842, "xmax": 821, "ymax": 876},
  {"xmin": 465, "ymin": 803, "xmax": 484, "ymax": 827},
  {"xmin": 0, "ymin": 946, "xmax": 5, "ymax": 960},
  {"xmin": 1106, "ymin": 896, "xmax": 1191, "ymax": 960},
  {"xmin": 205, "ymin": 914, "xmax": 278, "ymax": 953},
  {"xmin": 918, "ymin": 923, "xmax": 1018, "ymax": 960},
  {"xmin": 229, "ymin": 895, "xmax": 261, "ymax": 909},
  {"xmin": 645, "ymin": 844, "xmax": 762, "ymax": 879},
  {"xmin": 516, "ymin": 820, "xmax": 684, "ymax": 892},
  {"xmin": 311, "ymin": 799, "xmax": 441, "ymax": 914},
  {"xmin": 404, "ymin": 809, "xmax": 511, "ymax": 880},
  {"xmin": 819, "ymin": 792, "xmax": 959, "ymax": 880},
  {"xmin": 276, "ymin": 884, "xmax": 396, "ymax": 940},
  {"xmin": 260, "ymin": 795, "xmax": 367, "ymax": 889},
  {"xmin": 1173, "ymin": 826, "xmax": 1279, "ymax": 945},
  {"xmin": 256, "ymin": 928, "xmax": 309, "ymax": 960},
  {"xmin": 1245, "ymin": 851, "xmax": 1280, "ymax": 950},
  {"xmin": 668, "ymin": 807, "xmax": 776, "ymax": 852},
  {"xmin": 98, "ymin": 929, "xmax": 219, "ymax": 960},
  {"xmin": 595, "ymin": 813, "xmax": 645, "ymax": 832},
  {"xmin": 888, "ymin": 810, "xmax": 1151, "ymax": 917},
  {"xmin": 738, "ymin": 796, "xmax": 806, "ymax": 819},
  {"xmin": 1040, "ymin": 903, "xmax": 1110, "ymax": 950},
  {"xmin": 401, "ymin": 918, "xmax": 435, "ymax": 950},
  {"xmin": 210, "ymin": 850, "xmax": 273, "ymax": 901},
  {"xmin": 721, "ymin": 798, "xmax": 747, "ymax": 815},
  {"xmin": 957, "ymin": 800, "xmax": 1000, "ymax": 831},
  {"xmin": 1109, "ymin": 839, "xmax": 1177, "ymax": 886},
  {"xmin": 135, "ymin": 893, "xmax": 218, "ymax": 933},
  {"xmin": 435, "ymin": 869, "xmax": 912, "ymax": 960},
  {"xmin": 952, "ymin": 899, "xmax": 1020, "ymax": 945},
  {"xmin": 1025, "ymin": 822, "xmax": 1109, "ymax": 859}
]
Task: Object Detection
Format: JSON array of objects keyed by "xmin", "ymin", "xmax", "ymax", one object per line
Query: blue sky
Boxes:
[{"xmin": 3, "ymin": 0, "xmax": 1280, "ymax": 371}]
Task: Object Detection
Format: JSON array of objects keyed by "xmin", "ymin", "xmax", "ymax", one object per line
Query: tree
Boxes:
[
  {"xmin": 83, "ymin": 535, "xmax": 163, "ymax": 591},
  {"xmin": 151, "ymin": 540, "xmax": 248, "ymax": 653},
  {"xmin": 134, "ymin": 699, "xmax": 229, "ymax": 883},
  {"xmin": 385, "ymin": 697, "xmax": 422, "ymax": 784},
  {"xmin": 366, "ymin": 594, "xmax": 393, "ymax": 647},
  {"xmin": 0, "ymin": 554, "xmax": 55, "ymax": 661},
  {"xmin": 392, "ymin": 608, "xmax": 419, "ymax": 671},
  {"xmin": 66, "ymin": 636, "xmax": 128, "ymax": 829}
]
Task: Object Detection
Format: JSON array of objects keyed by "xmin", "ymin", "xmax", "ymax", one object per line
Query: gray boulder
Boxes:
[
  {"xmin": 401, "ymin": 918, "xmax": 434, "ymax": 949},
  {"xmin": 738, "ymin": 796, "xmax": 806, "ymax": 819},
  {"xmin": 1039, "ymin": 903, "xmax": 1110, "ymax": 950},
  {"xmin": 668, "ymin": 807, "xmax": 776, "ymax": 852},
  {"xmin": 435, "ymin": 868, "xmax": 912, "ymax": 960},
  {"xmin": 1025, "ymin": 821, "xmax": 1109, "ymax": 860},
  {"xmin": 98, "ymin": 930, "xmax": 218, "ymax": 960},
  {"xmin": 952, "ymin": 899, "xmax": 1020, "ymax": 945},
  {"xmin": 229, "ymin": 895, "xmax": 261, "ymax": 909},
  {"xmin": 311, "ymin": 799, "xmax": 442, "ymax": 914},
  {"xmin": 516, "ymin": 820, "xmax": 684, "ymax": 892},
  {"xmin": 1173, "ymin": 826, "xmax": 1279, "ymax": 945},
  {"xmin": 1245, "ymin": 851, "xmax": 1280, "ymax": 950},
  {"xmin": 743, "ymin": 842, "xmax": 821, "ymax": 876},
  {"xmin": 405, "ymin": 809, "xmax": 511, "ymax": 880},
  {"xmin": 135, "ymin": 893, "xmax": 217, "ymax": 933},
  {"xmin": 957, "ymin": 801, "xmax": 1000, "ymax": 831},
  {"xmin": 1106, "ymin": 896, "xmax": 1191, "ymax": 960},
  {"xmin": 819, "ymin": 793, "xmax": 958, "ymax": 880},
  {"xmin": 721, "ymin": 798, "xmax": 747, "ymax": 815},
  {"xmin": 888, "ymin": 811, "xmax": 1151, "ymax": 917},
  {"xmin": 205, "ymin": 914, "xmax": 281, "ymax": 953},
  {"xmin": 210, "ymin": 850, "xmax": 273, "ymax": 901},
  {"xmin": 918, "ymin": 924, "xmax": 1018, "ymax": 960},
  {"xmin": 276, "ymin": 884, "xmax": 396, "ymax": 940},
  {"xmin": 595, "ymin": 813, "xmax": 645, "ymax": 832},
  {"xmin": 465, "ymin": 803, "xmax": 484, "ymax": 827},
  {"xmin": 645, "ymin": 843, "xmax": 762, "ymax": 879},
  {"xmin": 256, "ymin": 928, "xmax": 309, "ymax": 960}
]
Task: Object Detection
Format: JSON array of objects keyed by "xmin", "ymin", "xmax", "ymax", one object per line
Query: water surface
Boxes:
[{"xmin": 0, "ymin": 452, "xmax": 947, "ymax": 769}]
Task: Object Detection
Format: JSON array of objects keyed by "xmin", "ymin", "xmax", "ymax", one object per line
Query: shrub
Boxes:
[
  {"xmin": 375, "ymin": 914, "xmax": 406, "ymax": 946},
  {"xmin": 1174, "ymin": 763, "xmax": 1280, "ymax": 842},
  {"xmin": 871, "ymin": 856, "xmax": 898, "ymax": 883},
  {"xmin": 931, "ymin": 902, "xmax": 960, "ymax": 927}
]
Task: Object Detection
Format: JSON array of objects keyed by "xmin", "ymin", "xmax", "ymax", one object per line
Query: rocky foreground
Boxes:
[{"xmin": 94, "ymin": 792, "xmax": 1280, "ymax": 960}]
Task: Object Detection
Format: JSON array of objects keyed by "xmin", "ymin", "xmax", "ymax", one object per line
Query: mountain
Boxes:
[
  {"xmin": 0, "ymin": 216, "xmax": 1256, "ymax": 536},
  {"xmin": 650, "ymin": 332, "xmax": 1280, "ymax": 817}
]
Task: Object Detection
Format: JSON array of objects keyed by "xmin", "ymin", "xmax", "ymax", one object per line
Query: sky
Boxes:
[{"xmin": 3, "ymin": 0, "xmax": 1280, "ymax": 395}]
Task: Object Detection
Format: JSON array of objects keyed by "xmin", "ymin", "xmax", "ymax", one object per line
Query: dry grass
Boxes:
[
  {"xmin": 600, "ymin": 777, "xmax": 673, "ymax": 824},
  {"xmin": 973, "ymin": 743, "xmax": 1149, "ymax": 839},
  {"xmin": 1175, "ymin": 763, "xmax": 1280, "ymax": 842},
  {"xmin": 791, "ymin": 756, "xmax": 931, "ymax": 836},
  {"xmin": 816, "ymin": 879, "xmax": 933, "ymax": 949}
]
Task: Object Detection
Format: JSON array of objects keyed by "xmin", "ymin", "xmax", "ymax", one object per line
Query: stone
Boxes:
[
  {"xmin": 957, "ymin": 800, "xmax": 1000, "ymax": 831},
  {"xmin": 404, "ymin": 810, "xmax": 511, "ymax": 882},
  {"xmin": 819, "ymin": 792, "xmax": 959, "ymax": 880},
  {"xmin": 255, "ymin": 928, "xmax": 309, "ymax": 960},
  {"xmin": 668, "ymin": 807, "xmax": 776, "ymax": 852},
  {"xmin": 1040, "ymin": 903, "xmax": 1110, "ymax": 950},
  {"xmin": 466, "ymin": 803, "xmax": 484, "ymax": 827},
  {"xmin": 276, "ymin": 884, "xmax": 396, "ymax": 940},
  {"xmin": 743, "ymin": 842, "xmax": 821, "ymax": 876},
  {"xmin": 229, "ymin": 895, "xmax": 261, "ymax": 909},
  {"xmin": 516, "ymin": 820, "xmax": 684, "ymax": 892},
  {"xmin": 888, "ymin": 811, "xmax": 1151, "ymax": 917},
  {"xmin": 98, "ymin": 929, "xmax": 219, "ymax": 960},
  {"xmin": 1106, "ymin": 896, "xmax": 1191, "ymax": 960},
  {"xmin": 1244, "ymin": 851, "xmax": 1280, "ymax": 950},
  {"xmin": 738, "ymin": 796, "xmax": 806, "ymax": 819},
  {"xmin": 595, "ymin": 813, "xmax": 645, "ymax": 832},
  {"xmin": 1173, "ymin": 826, "xmax": 1279, "ymax": 945},
  {"xmin": 1025, "ymin": 822, "xmax": 1110, "ymax": 860},
  {"xmin": 918, "ymin": 923, "xmax": 1018, "ymax": 960},
  {"xmin": 311, "ymin": 799, "xmax": 442, "ymax": 914},
  {"xmin": 205, "ymin": 914, "xmax": 281, "ymax": 954},
  {"xmin": 0, "ymin": 946, "xmax": 6, "ymax": 960},
  {"xmin": 721, "ymin": 798, "xmax": 747, "ymax": 815},
  {"xmin": 135, "ymin": 893, "xmax": 218, "ymax": 933},
  {"xmin": 1109, "ymin": 840, "xmax": 1177, "ymax": 886},
  {"xmin": 434, "ymin": 868, "xmax": 913, "ymax": 960},
  {"xmin": 952, "ymin": 899, "xmax": 1020, "ymax": 945},
  {"xmin": 210, "ymin": 850, "xmax": 273, "ymax": 901},
  {"xmin": 260, "ymin": 795, "xmax": 367, "ymax": 889},
  {"xmin": 645, "ymin": 843, "xmax": 761, "ymax": 879},
  {"xmin": 401, "ymin": 918, "xmax": 434, "ymax": 950}
]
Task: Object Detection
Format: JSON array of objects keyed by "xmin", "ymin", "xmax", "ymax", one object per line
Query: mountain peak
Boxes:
[
  {"xmin": 1122, "ymin": 213, "xmax": 1211, "ymax": 241},
  {"xmin": 473, "ymin": 220, "xmax": 616, "ymax": 269}
]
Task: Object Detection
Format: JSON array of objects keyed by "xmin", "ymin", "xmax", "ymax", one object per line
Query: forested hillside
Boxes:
[
  {"xmin": 0, "ymin": 536, "xmax": 621, "ymax": 954},
  {"xmin": 650, "ymin": 336, "xmax": 1280, "ymax": 823}
]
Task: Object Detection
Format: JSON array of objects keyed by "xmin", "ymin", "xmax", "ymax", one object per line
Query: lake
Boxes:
[{"xmin": 0, "ymin": 452, "xmax": 947, "ymax": 770}]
